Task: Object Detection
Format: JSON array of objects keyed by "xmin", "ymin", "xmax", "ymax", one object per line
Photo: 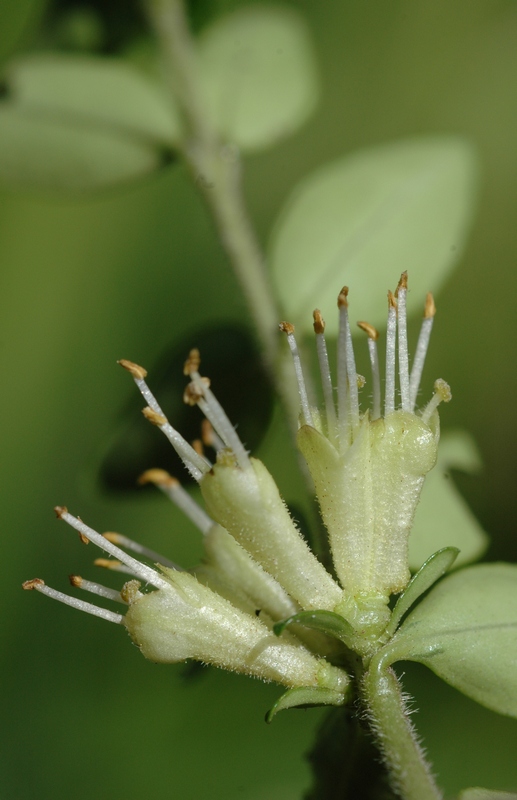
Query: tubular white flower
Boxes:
[{"xmin": 284, "ymin": 273, "xmax": 451, "ymax": 624}]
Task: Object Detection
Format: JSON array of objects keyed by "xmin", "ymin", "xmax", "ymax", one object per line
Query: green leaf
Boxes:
[
  {"xmin": 385, "ymin": 563, "xmax": 517, "ymax": 718},
  {"xmin": 410, "ymin": 430, "xmax": 489, "ymax": 570},
  {"xmin": 198, "ymin": 6, "xmax": 318, "ymax": 151},
  {"xmin": 459, "ymin": 790, "xmax": 517, "ymax": 800},
  {"xmin": 270, "ymin": 137, "xmax": 478, "ymax": 332},
  {"xmin": 273, "ymin": 609, "xmax": 355, "ymax": 645},
  {"xmin": 0, "ymin": 54, "xmax": 180, "ymax": 190},
  {"xmin": 386, "ymin": 547, "xmax": 459, "ymax": 637},
  {"xmin": 265, "ymin": 686, "xmax": 346, "ymax": 723}
]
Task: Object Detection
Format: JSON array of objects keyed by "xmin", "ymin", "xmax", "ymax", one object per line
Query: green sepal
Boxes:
[
  {"xmin": 273, "ymin": 610, "xmax": 355, "ymax": 646},
  {"xmin": 265, "ymin": 686, "xmax": 346, "ymax": 723},
  {"xmin": 386, "ymin": 546, "xmax": 460, "ymax": 637},
  {"xmin": 458, "ymin": 789, "xmax": 517, "ymax": 800}
]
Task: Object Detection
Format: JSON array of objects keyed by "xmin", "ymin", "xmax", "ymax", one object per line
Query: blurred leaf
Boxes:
[
  {"xmin": 266, "ymin": 686, "xmax": 345, "ymax": 723},
  {"xmin": 198, "ymin": 5, "xmax": 318, "ymax": 151},
  {"xmin": 270, "ymin": 137, "xmax": 478, "ymax": 332},
  {"xmin": 388, "ymin": 563, "xmax": 517, "ymax": 718},
  {"xmin": 0, "ymin": 54, "xmax": 180, "ymax": 190},
  {"xmin": 459, "ymin": 790, "xmax": 517, "ymax": 800},
  {"xmin": 0, "ymin": 0, "xmax": 45, "ymax": 65},
  {"xmin": 387, "ymin": 547, "xmax": 459, "ymax": 636},
  {"xmin": 410, "ymin": 430, "xmax": 489, "ymax": 570}
]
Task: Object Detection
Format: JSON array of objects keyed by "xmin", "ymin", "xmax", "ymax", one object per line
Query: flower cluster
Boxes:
[{"xmin": 24, "ymin": 273, "xmax": 450, "ymax": 709}]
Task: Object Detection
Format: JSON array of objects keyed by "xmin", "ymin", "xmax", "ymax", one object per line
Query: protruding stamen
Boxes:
[
  {"xmin": 22, "ymin": 578, "xmax": 124, "ymax": 624},
  {"xmin": 103, "ymin": 532, "xmax": 181, "ymax": 571},
  {"xmin": 69, "ymin": 575, "xmax": 126, "ymax": 603},
  {"xmin": 337, "ymin": 288, "xmax": 349, "ymax": 428},
  {"xmin": 409, "ymin": 292, "xmax": 436, "ymax": 411},
  {"xmin": 119, "ymin": 360, "xmax": 209, "ymax": 481},
  {"xmin": 396, "ymin": 272, "xmax": 411, "ymax": 412},
  {"xmin": 192, "ymin": 439, "xmax": 204, "ymax": 457},
  {"xmin": 357, "ymin": 321, "xmax": 381, "ymax": 420},
  {"xmin": 183, "ymin": 356, "xmax": 250, "ymax": 471},
  {"xmin": 183, "ymin": 348, "xmax": 201, "ymax": 376},
  {"xmin": 279, "ymin": 322, "xmax": 314, "ymax": 428},
  {"xmin": 139, "ymin": 468, "xmax": 214, "ymax": 535},
  {"xmin": 421, "ymin": 379, "xmax": 452, "ymax": 423},
  {"xmin": 55, "ymin": 507, "xmax": 169, "ymax": 590},
  {"xmin": 94, "ymin": 559, "xmax": 141, "ymax": 578},
  {"xmin": 313, "ymin": 310, "xmax": 337, "ymax": 440},
  {"xmin": 337, "ymin": 289, "xmax": 360, "ymax": 432},
  {"xmin": 385, "ymin": 291, "xmax": 397, "ymax": 416},
  {"xmin": 201, "ymin": 419, "xmax": 224, "ymax": 452}
]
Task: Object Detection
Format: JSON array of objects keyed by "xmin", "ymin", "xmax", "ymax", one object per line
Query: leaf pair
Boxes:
[{"xmin": 0, "ymin": 6, "xmax": 318, "ymax": 190}]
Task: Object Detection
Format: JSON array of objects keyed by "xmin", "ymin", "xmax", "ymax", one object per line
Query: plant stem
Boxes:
[
  {"xmin": 361, "ymin": 661, "xmax": 443, "ymax": 800},
  {"xmin": 144, "ymin": 0, "xmax": 300, "ymax": 423}
]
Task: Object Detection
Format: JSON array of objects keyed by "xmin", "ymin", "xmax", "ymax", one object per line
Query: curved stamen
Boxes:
[{"xmin": 22, "ymin": 579, "xmax": 124, "ymax": 624}]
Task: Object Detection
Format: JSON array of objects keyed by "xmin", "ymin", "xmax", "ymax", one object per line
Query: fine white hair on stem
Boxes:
[
  {"xmin": 138, "ymin": 469, "xmax": 214, "ymax": 535},
  {"xmin": 183, "ymin": 350, "xmax": 251, "ymax": 470},
  {"xmin": 396, "ymin": 273, "xmax": 411, "ymax": 412},
  {"xmin": 68, "ymin": 575, "xmax": 127, "ymax": 604},
  {"xmin": 385, "ymin": 291, "xmax": 397, "ymax": 417},
  {"xmin": 22, "ymin": 579, "xmax": 124, "ymax": 624},
  {"xmin": 118, "ymin": 360, "xmax": 208, "ymax": 481},
  {"xmin": 279, "ymin": 322, "xmax": 314, "ymax": 427},
  {"xmin": 55, "ymin": 506, "xmax": 170, "ymax": 590},
  {"xmin": 313, "ymin": 310, "xmax": 337, "ymax": 440},
  {"xmin": 357, "ymin": 321, "xmax": 381, "ymax": 421},
  {"xmin": 409, "ymin": 293, "xmax": 436, "ymax": 411},
  {"xmin": 102, "ymin": 531, "xmax": 182, "ymax": 571}
]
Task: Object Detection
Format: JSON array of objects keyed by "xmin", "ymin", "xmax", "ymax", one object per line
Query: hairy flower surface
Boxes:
[{"xmin": 24, "ymin": 273, "xmax": 450, "ymax": 705}]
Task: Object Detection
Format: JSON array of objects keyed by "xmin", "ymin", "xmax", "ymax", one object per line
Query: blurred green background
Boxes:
[{"xmin": 1, "ymin": 1, "xmax": 517, "ymax": 797}]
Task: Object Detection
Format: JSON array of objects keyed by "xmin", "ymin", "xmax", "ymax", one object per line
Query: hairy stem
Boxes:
[
  {"xmin": 144, "ymin": 0, "xmax": 300, "ymax": 423},
  {"xmin": 361, "ymin": 663, "xmax": 442, "ymax": 800}
]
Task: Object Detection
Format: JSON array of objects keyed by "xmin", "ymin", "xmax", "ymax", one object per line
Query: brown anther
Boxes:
[
  {"xmin": 54, "ymin": 505, "xmax": 68, "ymax": 519},
  {"xmin": 279, "ymin": 321, "xmax": 295, "ymax": 335},
  {"xmin": 117, "ymin": 359, "xmax": 148, "ymax": 380},
  {"xmin": 192, "ymin": 439, "xmax": 204, "ymax": 456},
  {"xmin": 388, "ymin": 290, "xmax": 397, "ymax": 310},
  {"xmin": 102, "ymin": 532, "xmax": 121, "ymax": 544},
  {"xmin": 337, "ymin": 287, "xmax": 349, "ymax": 308},
  {"xmin": 120, "ymin": 580, "xmax": 142, "ymax": 604},
  {"xmin": 94, "ymin": 558, "xmax": 122, "ymax": 570},
  {"xmin": 78, "ymin": 532, "xmax": 89, "ymax": 545},
  {"xmin": 183, "ymin": 377, "xmax": 210, "ymax": 406},
  {"xmin": 142, "ymin": 407, "xmax": 167, "ymax": 426},
  {"xmin": 201, "ymin": 419, "xmax": 215, "ymax": 447},
  {"xmin": 183, "ymin": 348, "xmax": 201, "ymax": 376},
  {"xmin": 22, "ymin": 578, "xmax": 45, "ymax": 590},
  {"xmin": 395, "ymin": 271, "xmax": 408, "ymax": 296},
  {"xmin": 313, "ymin": 309, "xmax": 325, "ymax": 335},
  {"xmin": 424, "ymin": 292, "xmax": 436, "ymax": 319},
  {"xmin": 138, "ymin": 468, "xmax": 178, "ymax": 488},
  {"xmin": 357, "ymin": 321, "xmax": 379, "ymax": 341},
  {"xmin": 69, "ymin": 575, "xmax": 82, "ymax": 588}
]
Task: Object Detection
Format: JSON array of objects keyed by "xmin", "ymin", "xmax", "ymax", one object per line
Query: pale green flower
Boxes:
[{"xmin": 23, "ymin": 273, "xmax": 449, "ymax": 701}]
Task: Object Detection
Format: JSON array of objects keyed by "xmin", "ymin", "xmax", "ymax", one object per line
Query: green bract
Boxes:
[{"xmin": 380, "ymin": 563, "xmax": 517, "ymax": 718}]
